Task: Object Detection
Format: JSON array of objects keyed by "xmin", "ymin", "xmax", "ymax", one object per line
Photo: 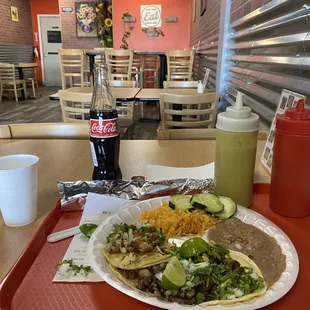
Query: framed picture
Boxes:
[
  {"xmin": 200, "ymin": 0, "xmax": 207, "ymax": 16},
  {"xmin": 76, "ymin": 2, "xmax": 98, "ymax": 38},
  {"xmin": 11, "ymin": 6, "xmax": 18, "ymax": 22},
  {"xmin": 192, "ymin": 0, "xmax": 196, "ymax": 22}
]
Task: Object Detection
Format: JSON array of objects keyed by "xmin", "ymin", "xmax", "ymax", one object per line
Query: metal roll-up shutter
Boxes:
[
  {"xmin": 0, "ymin": 44, "xmax": 33, "ymax": 64},
  {"xmin": 225, "ymin": 0, "xmax": 310, "ymax": 128}
]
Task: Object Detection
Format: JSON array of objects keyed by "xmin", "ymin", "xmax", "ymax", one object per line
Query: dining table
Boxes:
[
  {"xmin": 0, "ymin": 139, "xmax": 269, "ymax": 281},
  {"xmin": 49, "ymin": 87, "xmax": 141, "ymax": 102},
  {"xmin": 135, "ymin": 88, "xmax": 210, "ymax": 102},
  {"xmin": 0, "ymin": 139, "xmax": 308, "ymax": 309}
]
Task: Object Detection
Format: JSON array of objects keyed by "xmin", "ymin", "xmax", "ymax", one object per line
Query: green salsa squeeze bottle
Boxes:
[{"xmin": 214, "ymin": 92, "xmax": 259, "ymax": 207}]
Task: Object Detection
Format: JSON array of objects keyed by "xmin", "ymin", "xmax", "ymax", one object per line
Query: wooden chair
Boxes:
[
  {"xmin": 59, "ymin": 88, "xmax": 135, "ymax": 138},
  {"xmin": 105, "ymin": 49, "xmax": 133, "ymax": 81},
  {"xmin": 163, "ymin": 80, "xmax": 198, "ymax": 89},
  {"xmin": 59, "ymin": 89, "xmax": 90, "ymax": 123},
  {"xmin": 59, "ymin": 49, "xmax": 90, "ymax": 90},
  {"xmin": 157, "ymin": 128, "xmax": 269, "ymax": 140},
  {"xmin": 109, "ymin": 80, "xmax": 136, "ymax": 88},
  {"xmin": 166, "ymin": 50, "xmax": 195, "ymax": 81},
  {"xmin": 0, "ymin": 63, "xmax": 27, "ymax": 102},
  {"xmin": 18, "ymin": 63, "xmax": 41, "ymax": 98},
  {"xmin": 159, "ymin": 93, "xmax": 220, "ymax": 134},
  {"xmin": 132, "ymin": 55, "xmax": 144, "ymax": 88},
  {"xmin": 144, "ymin": 55, "xmax": 160, "ymax": 88}
]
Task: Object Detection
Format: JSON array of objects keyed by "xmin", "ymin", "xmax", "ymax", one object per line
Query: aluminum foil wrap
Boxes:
[{"xmin": 57, "ymin": 179, "xmax": 214, "ymax": 211}]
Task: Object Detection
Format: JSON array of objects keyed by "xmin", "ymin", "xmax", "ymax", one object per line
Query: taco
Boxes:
[
  {"xmin": 102, "ymin": 223, "xmax": 175, "ymax": 270},
  {"xmin": 107, "ymin": 238, "xmax": 267, "ymax": 306}
]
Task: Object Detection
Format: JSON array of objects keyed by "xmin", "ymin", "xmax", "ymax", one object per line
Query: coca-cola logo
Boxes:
[{"xmin": 90, "ymin": 118, "xmax": 119, "ymax": 138}]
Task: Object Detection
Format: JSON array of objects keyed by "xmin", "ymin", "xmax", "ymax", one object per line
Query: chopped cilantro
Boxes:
[{"xmin": 56, "ymin": 259, "xmax": 92, "ymax": 276}]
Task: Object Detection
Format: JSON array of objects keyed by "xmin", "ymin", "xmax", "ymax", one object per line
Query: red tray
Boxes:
[{"xmin": 0, "ymin": 184, "xmax": 309, "ymax": 310}]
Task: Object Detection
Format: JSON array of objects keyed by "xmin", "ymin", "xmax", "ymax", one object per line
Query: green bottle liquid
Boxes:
[{"xmin": 214, "ymin": 92, "xmax": 259, "ymax": 207}]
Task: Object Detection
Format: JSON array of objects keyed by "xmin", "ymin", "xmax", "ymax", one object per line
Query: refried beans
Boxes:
[{"xmin": 208, "ymin": 218, "xmax": 286, "ymax": 287}]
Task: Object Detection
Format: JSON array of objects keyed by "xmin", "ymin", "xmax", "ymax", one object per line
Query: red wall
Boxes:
[
  {"xmin": 113, "ymin": 0, "xmax": 191, "ymax": 52},
  {"xmin": 30, "ymin": 0, "xmax": 59, "ymax": 81}
]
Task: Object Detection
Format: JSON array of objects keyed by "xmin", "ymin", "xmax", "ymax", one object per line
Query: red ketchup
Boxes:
[{"xmin": 270, "ymin": 99, "xmax": 310, "ymax": 217}]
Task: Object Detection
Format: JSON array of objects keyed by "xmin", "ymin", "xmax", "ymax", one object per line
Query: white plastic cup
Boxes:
[{"xmin": 0, "ymin": 154, "xmax": 39, "ymax": 227}]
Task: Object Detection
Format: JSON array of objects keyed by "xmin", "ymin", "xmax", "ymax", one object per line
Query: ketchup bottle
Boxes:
[{"xmin": 270, "ymin": 99, "xmax": 310, "ymax": 218}]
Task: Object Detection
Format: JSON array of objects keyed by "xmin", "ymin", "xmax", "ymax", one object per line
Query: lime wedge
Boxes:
[
  {"xmin": 79, "ymin": 223, "xmax": 98, "ymax": 238},
  {"xmin": 162, "ymin": 256, "xmax": 186, "ymax": 290},
  {"xmin": 179, "ymin": 237, "xmax": 208, "ymax": 258}
]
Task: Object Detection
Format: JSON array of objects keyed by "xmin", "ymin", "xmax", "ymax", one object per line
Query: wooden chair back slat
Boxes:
[
  {"xmin": 109, "ymin": 80, "xmax": 136, "ymax": 88},
  {"xmin": 163, "ymin": 81, "xmax": 198, "ymax": 89}
]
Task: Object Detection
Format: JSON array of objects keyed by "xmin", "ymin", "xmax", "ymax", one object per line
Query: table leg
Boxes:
[
  {"xmin": 17, "ymin": 68, "xmax": 26, "ymax": 100},
  {"xmin": 89, "ymin": 55, "xmax": 95, "ymax": 84},
  {"xmin": 159, "ymin": 55, "xmax": 167, "ymax": 89},
  {"xmin": 137, "ymin": 99, "xmax": 160, "ymax": 123}
]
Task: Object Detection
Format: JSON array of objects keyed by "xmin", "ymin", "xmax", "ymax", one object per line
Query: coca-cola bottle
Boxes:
[{"xmin": 89, "ymin": 63, "xmax": 122, "ymax": 180}]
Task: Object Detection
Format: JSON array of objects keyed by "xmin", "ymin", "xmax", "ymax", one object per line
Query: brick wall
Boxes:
[
  {"xmin": 190, "ymin": 0, "xmax": 221, "ymax": 46},
  {"xmin": 59, "ymin": 0, "xmax": 100, "ymax": 49},
  {"xmin": 0, "ymin": 0, "xmax": 33, "ymax": 45},
  {"xmin": 230, "ymin": 0, "xmax": 272, "ymax": 22}
]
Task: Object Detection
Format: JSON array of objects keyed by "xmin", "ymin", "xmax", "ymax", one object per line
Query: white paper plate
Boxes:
[{"xmin": 88, "ymin": 196, "xmax": 299, "ymax": 310}]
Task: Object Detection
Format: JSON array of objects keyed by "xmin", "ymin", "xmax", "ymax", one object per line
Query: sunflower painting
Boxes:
[
  {"xmin": 96, "ymin": 1, "xmax": 113, "ymax": 47},
  {"xmin": 76, "ymin": 2, "xmax": 98, "ymax": 38}
]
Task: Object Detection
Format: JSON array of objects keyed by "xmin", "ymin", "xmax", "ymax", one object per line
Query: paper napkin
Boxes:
[
  {"xmin": 146, "ymin": 162, "xmax": 215, "ymax": 181},
  {"xmin": 53, "ymin": 193, "xmax": 127, "ymax": 282}
]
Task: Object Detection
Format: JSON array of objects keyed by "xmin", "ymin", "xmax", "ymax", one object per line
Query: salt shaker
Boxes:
[
  {"xmin": 270, "ymin": 99, "xmax": 310, "ymax": 217},
  {"xmin": 214, "ymin": 92, "xmax": 259, "ymax": 207},
  {"xmin": 197, "ymin": 80, "xmax": 204, "ymax": 94}
]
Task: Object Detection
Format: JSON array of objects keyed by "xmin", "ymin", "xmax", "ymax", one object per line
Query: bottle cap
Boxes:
[
  {"xmin": 276, "ymin": 99, "xmax": 310, "ymax": 135},
  {"xmin": 216, "ymin": 92, "xmax": 259, "ymax": 132}
]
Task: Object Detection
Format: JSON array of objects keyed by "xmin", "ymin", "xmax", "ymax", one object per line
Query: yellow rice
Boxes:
[{"xmin": 139, "ymin": 202, "xmax": 217, "ymax": 238}]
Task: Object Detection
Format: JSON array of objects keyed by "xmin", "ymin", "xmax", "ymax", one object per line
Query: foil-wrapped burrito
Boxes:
[{"xmin": 57, "ymin": 179, "xmax": 214, "ymax": 211}]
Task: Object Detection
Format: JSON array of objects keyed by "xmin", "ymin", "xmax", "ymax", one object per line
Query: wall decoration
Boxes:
[
  {"xmin": 11, "ymin": 6, "xmax": 19, "ymax": 22},
  {"xmin": 165, "ymin": 16, "xmax": 178, "ymax": 23},
  {"xmin": 120, "ymin": 9, "xmax": 135, "ymax": 49},
  {"xmin": 62, "ymin": 7, "xmax": 73, "ymax": 13},
  {"xmin": 192, "ymin": 0, "xmax": 196, "ymax": 22},
  {"xmin": 142, "ymin": 27, "xmax": 164, "ymax": 37},
  {"xmin": 200, "ymin": 0, "xmax": 207, "ymax": 16},
  {"xmin": 96, "ymin": 1, "xmax": 113, "ymax": 47},
  {"xmin": 140, "ymin": 5, "xmax": 162, "ymax": 28},
  {"xmin": 76, "ymin": 2, "xmax": 97, "ymax": 38}
]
